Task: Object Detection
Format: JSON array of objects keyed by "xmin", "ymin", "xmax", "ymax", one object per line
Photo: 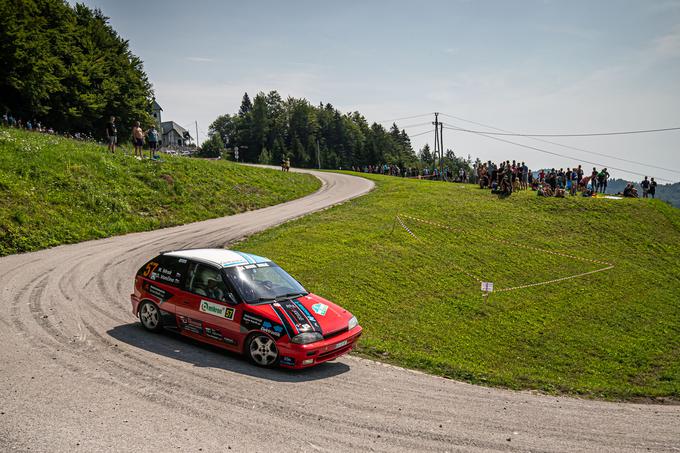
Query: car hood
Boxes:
[{"xmin": 249, "ymin": 293, "xmax": 351, "ymax": 337}]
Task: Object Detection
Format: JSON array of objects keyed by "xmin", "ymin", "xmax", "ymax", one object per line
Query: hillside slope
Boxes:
[
  {"xmin": 0, "ymin": 128, "xmax": 320, "ymax": 256},
  {"xmin": 239, "ymin": 172, "xmax": 680, "ymax": 400}
]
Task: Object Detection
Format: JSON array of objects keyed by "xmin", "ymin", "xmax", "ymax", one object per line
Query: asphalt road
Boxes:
[{"xmin": 0, "ymin": 169, "xmax": 678, "ymax": 453}]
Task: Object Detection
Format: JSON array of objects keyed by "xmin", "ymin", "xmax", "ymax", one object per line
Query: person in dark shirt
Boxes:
[
  {"xmin": 106, "ymin": 116, "xmax": 117, "ymax": 153},
  {"xmin": 649, "ymin": 178, "xmax": 657, "ymax": 198},
  {"xmin": 640, "ymin": 176, "xmax": 650, "ymax": 198}
]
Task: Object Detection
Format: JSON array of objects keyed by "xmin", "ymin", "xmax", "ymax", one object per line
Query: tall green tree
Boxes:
[{"xmin": 0, "ymin": 0, "xmax": 154, "ymax": 138}]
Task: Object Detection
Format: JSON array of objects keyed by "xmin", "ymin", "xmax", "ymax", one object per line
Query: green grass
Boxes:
[
  {"xmin": 238, "ymin": 172, "xmax": 680, "ymax": 400},
  {"xmin": 0, "ymin": 127, "xmax": 320, "ymax": 256}
]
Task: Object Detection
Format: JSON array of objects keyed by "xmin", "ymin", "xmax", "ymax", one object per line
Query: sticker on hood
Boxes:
[{"xmin": 311, "ymin": 303, "xmax": 328, "ymax": 316}]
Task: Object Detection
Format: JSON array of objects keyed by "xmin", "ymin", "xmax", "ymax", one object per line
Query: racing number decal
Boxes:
[{"xmin": 143, "ymin": 262, "xmax": 159, "ymax": 277}]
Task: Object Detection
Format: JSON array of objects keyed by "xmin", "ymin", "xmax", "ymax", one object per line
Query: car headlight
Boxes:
[
  {"xmin": 291, "ymin": 332, "xmax": 323, "ymax": 344},
  {"xmin": 348, "ymin": 316, "xmax": 358, "ymax": 330}
]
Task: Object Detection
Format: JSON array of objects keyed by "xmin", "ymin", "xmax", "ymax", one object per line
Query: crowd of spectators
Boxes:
[
  {"xmin": 475, "ymin": 159, "xmax": 657, "ymax": 199},
  {"xmin": 351, "ymin": 164, "xmax": 469, "ymax": 182},
  {"xmin": 2, "ymin": 111, "xmax": 95, "ymax": 141}
]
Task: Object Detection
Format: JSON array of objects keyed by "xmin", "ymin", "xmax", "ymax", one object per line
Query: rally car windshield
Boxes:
[{"xmin": 223, "ymin": 262, "xmax": 307, "ymax": 304}]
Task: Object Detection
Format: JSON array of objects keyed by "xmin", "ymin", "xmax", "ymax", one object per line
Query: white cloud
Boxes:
[
  {"xmin": 186, "ymin": 57, "xmax": 217, "ymax": 63},
  {"xmin": 652, "ymin": 25, "xmax": 680, "ymax": 59}
]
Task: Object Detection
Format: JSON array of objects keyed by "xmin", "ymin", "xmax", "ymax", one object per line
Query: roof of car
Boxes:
[{"xmin": 163, "ymin": 249, "xmax": 270, "ymax": 268}]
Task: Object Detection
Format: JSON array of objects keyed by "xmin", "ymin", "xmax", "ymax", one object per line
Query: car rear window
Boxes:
[{"xmin": 137, "ymin": 255, "xmax": 188, "ymax": 287}]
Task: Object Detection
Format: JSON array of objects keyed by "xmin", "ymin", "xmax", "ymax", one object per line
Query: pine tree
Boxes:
[{"xmin": 238, "ymin": 93, "xmax": 252, "ymax": 117}]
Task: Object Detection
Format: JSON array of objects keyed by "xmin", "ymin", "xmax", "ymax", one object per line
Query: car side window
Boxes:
[
  {"xmin": 186, "ymin": 263, "xmax": 228, "ymax": 302},
  {"xmin": 140, "ymin": 255, "xmax": 188, "ymax": 288}
]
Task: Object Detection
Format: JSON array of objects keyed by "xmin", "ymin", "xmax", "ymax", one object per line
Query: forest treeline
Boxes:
[
  {"xmin": 206, "ymin": 91, "xmax": 473, "ymax": 172},
  {"xmin": 206, "ymin": 92, "xmax": 416, "ymax": 169},
  {"xmin": 0, "ymin": 0, "xmax": 154, "ymax": 138}
]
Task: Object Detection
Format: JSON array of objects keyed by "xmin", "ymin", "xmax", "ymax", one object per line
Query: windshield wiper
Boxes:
[{"xmin": 275, "ymin": 292, "xmax": 308, "ymax": 300}]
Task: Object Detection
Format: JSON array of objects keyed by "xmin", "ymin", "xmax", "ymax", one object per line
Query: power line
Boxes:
[
  {"xmin": 408, "ymin": 129, "xmax": 435, "ymax": 138},
  {"xmin": 442, "ymin": 113, "xmax": 680, "ymax": 137},
  {"xmin": 442, "ymin": 124, "xmax": 674, "ymax": 183},
  {"xmin": 438, "ymin": 116, "xmax": 680, "ymax": 137},
  {"xmin": 376, "ymin": 113, "xmax": 434, "ymax": 124},
  {"xmin": 398, "ymin": 121, "xmax": 433, "ymax": 129},
  {"xmin": 439, "ymin": 113, "xmax": 680, "ymax": 175}
]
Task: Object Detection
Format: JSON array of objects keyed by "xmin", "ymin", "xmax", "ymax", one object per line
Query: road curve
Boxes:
[{"xmin": 0, "ymin": 169, "xmax": 677, "ymax": 453}]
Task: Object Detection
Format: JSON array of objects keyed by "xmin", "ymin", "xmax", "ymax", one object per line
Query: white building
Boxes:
[{"xmin": 161, "ymin": 121, "xmax": 191, "ymax": 147}]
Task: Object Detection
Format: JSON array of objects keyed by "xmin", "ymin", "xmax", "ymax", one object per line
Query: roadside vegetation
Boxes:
[
  {"xmin": 0, "ymin": 128, "xmax": 320, "ymax": 256},
  {"xmin": 239, "ymin": 172, "xmax": 680, "ymax": 400}
]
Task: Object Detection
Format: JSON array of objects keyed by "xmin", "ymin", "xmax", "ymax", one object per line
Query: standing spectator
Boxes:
[
  {"xmin": 132, "ymin": 121, "xmax": 144, "ymax": 158},
  {"xmin": 590, "ymin": 167, "xmax": 599, "ymax": 192},
  {"xmin": 147, "ymin": 125, "xmax": 159, "ymax": 159},
  {"xmin": 640, "ymin": 176, "xmax": 650, "ymax": 198},
  {"xmin": 521, "ymin": 161, "xmax": 528, "ymax": 190},
  {"xmin": 649, "ymin": 178, "xmax": 657, "ymax": 199},
  {"xmin": 598, "ymin": 168, "xmax": 610, "ymax": 193},
  {"xmin": 570, "ymin": 168, "xmax": 578, "ymax": 196},
  {"xmin": 106, "ymin": 116, "xmax": 117, "ymax": 153}
]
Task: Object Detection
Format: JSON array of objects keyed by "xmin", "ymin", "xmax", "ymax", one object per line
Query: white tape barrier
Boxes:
[{"xmin": 395, "ymin": 214, "xmax": 614, "ymax": 294}]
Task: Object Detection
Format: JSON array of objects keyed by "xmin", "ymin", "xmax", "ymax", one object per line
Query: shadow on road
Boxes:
[{"xmin": 107, "ymin": 323, "xmax": 351, "ymax": 382}]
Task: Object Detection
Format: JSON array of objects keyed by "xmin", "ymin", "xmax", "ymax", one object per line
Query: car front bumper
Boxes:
[{"xmin": 277, "ymin": 326, "xmax": 363, "ymax": 369}]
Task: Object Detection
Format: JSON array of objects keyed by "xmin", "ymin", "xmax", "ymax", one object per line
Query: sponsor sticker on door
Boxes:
[{"xmin": 200, "ymin": 300, "xmax": 235, "ymax": 320}]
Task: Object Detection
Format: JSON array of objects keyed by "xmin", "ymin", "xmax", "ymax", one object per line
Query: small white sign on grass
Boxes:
[{"xmin": 481, "ymin": 282, "xmax": 494, "ymax": 293}]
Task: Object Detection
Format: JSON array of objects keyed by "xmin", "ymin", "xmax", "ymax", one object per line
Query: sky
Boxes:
[{"xmin": 73, "ymin": 0, "xmax": 680, "ymax": 182}]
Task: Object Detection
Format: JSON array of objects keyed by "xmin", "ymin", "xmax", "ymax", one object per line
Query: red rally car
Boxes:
[{"xmin": 130, "ymin": 249, "xmax": 362, "ymax": 368}]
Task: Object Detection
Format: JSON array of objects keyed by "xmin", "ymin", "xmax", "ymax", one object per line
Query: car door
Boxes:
[{"xmin": 176, "ymin": 262, "xmax": 242, "ymax": 349}]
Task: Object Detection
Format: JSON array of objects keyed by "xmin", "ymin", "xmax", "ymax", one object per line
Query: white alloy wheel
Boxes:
[
  {"xmin": 139, "ymin": 301, "xmax": 162, "ymax": 332},
  {"xmin": 248, "ymin": 335, "xmax": 279, "ymax": 366}
]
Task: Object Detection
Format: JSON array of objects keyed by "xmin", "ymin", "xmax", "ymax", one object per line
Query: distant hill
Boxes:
[{"xmin": 608, "ymin": 178, "xmax": 680, "ymax": 207}]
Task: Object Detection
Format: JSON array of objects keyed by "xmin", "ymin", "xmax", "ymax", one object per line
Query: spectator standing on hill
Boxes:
[
  {"xmin": 147, "ymin": 125, "xmax": 159, "ymax": 159},
  {"xmin": 640, "ymin": 176, "xmax": 650, "ymax": 198},
  {"xmin": 649, "ymin": 178, "xmax": 657, "ymax": 198},
  {"xmin": 598, "ymin": 168, "xmax": 610, "ymax": 193},
  {"xmin": 521, "ymin": 161, "xmax": 528, "ymax": 190},
  {"xmin": 590, "ymin": 167, "xmax": 599, "ymax": 191},
  {"xmin": 132, "ymin": 121, "xmax": 144, "ymax": 158},
  {"xmin": 106, "ymin": 116, "xmax": 117, "ymax": 153}
]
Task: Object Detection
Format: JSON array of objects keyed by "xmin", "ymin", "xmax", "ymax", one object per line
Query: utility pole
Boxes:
[
  {"xmin": 316, "ymin": 139, "xmax": 321, "ymax": 169},
  {"xmin": 432, "ymin": 112, "xmax": 440, "ymax": 180},
  {"xmin": 195, "ymin": 121, "xmax": 199, "ymax": 148},
  {"xmin": 440, "ymin": 122, "xmax": 444, "ymax": 179}
]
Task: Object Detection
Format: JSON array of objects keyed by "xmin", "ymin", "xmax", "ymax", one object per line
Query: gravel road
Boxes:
[{"xmin": 0, "ymin": 169, "xmax": 678, "ymax": 453}]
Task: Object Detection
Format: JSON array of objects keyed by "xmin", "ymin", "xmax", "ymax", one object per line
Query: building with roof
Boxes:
[{"xmin": 161, "ymin": 121, "xmax": 192, "ymax": 147}]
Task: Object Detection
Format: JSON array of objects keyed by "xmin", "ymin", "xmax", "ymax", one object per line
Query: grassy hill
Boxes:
[
  {"xmin": 238, "ymin": 172, "xmax": 680, "ymax": 400},
  {"xmin": 0, "ymin": 127, "xmax": 320, "ymax": 256}
]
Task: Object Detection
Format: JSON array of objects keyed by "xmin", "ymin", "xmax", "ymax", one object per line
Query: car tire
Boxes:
[
  {"xmin": 247, "ymin": 334, "xmax": 279, "ymax": 367},
  {"xmin": 139, "ymin": 301, "xmax": 163, "ymax": 332}
]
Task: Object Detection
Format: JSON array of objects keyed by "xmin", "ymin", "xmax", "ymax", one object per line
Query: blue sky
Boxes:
[{"xmin": 74, "ymin": 0, "xmax": 680, "ymax": 181}]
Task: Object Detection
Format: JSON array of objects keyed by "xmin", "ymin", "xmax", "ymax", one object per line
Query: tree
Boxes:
[
  {"xmin": 238, "ymin": 93, "xmax": 252, "ymax": 117},
  {"xmin": 199, "ymin": 133, "xmax": 224, "ymax": 158},
  {"xmin": 258, "ymin": 147, "xmax": 272, "ymax": 165},
  {"xmin": 0, "ymin": 0, "xmax": 154, "ymax": 138},
  {"xmin": 419, "ymin": 144, "xmax": 433, "ymax": 165}
]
